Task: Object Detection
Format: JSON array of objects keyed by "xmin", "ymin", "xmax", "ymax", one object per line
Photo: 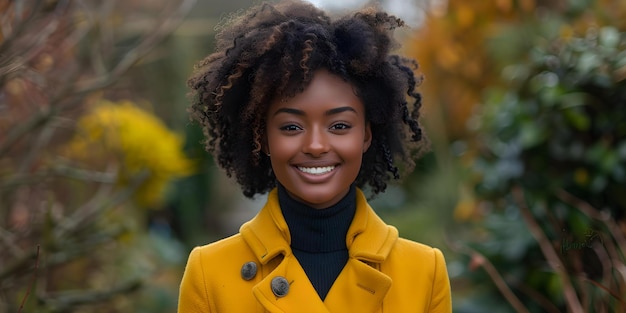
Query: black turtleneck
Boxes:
[{"xmin": 278, "ymin": 184, "xmax": 356, "ymax": 301}]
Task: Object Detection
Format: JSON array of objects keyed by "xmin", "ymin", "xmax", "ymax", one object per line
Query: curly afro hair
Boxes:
[{"xmin": 188, "ymin": 0, "xmax": 428, "ymax": 198}]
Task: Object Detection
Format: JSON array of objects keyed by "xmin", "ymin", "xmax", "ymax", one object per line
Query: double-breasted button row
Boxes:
[{"xmin": 240, "ymin": 262, "xmax": 289, "ymax": 297}]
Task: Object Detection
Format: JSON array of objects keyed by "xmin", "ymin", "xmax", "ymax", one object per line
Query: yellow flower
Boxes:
[{"xmin": 65, "ymin": 100, "xmax": 195, "ymax": 208}]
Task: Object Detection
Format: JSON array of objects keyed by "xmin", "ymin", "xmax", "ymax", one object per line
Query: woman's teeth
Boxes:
[{"xmin": 297, "ymin": 166, "xmax": 335, "ymax": 175}]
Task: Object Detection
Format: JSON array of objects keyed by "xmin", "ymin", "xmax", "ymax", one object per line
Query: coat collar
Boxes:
[
  {"xmin": 239, "ymin": 188, "xmax": 292, "ymax": 264},
  {"xmin": 240, "ymin": 188, "xmax": 399, "ymax": 265},
  {"xmin": 240, "ymin": 188, "xmax": 398, "ymax": 312}
]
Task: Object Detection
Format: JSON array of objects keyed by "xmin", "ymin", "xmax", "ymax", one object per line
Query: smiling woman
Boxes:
[{"xmin": 179, "ymin": 0, "xmax": 451, "ymax": 312}]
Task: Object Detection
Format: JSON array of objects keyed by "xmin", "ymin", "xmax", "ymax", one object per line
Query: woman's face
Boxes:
[{"xmin": 265, "ymin": 69, "xmax": 371, "ymax": 209}]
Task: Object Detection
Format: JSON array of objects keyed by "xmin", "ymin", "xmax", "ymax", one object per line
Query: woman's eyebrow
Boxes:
[
  {"xmin": 272, "ymin": 106, "xmax": 357, "ymax": 116},
  {"xmin": 273, "ymin": 108, "xmax": 304, "ymax": 116},
  {"xmin": 325, "ymin": 106, "xmax": 357, "ymax": 116}
]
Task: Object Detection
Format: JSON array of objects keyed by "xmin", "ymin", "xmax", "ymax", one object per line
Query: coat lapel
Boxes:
[
  {"xmin": 346, "ymin": 189, "xmax": 399, "ymax": 263},
  {"xmin": 324, "ymin": 258, "xmax": 391, "ymax": 313},
  {"xmin": 240, "ymin": 189, "xmax": 290, "ymax": 265}
]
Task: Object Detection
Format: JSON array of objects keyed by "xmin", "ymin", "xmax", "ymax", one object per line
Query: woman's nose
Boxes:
[{"xmin": 302, "ymin": 127, "xmax": 329, "ymax": 156}]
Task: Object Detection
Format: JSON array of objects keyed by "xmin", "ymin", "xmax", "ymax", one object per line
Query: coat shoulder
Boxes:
[
  {"xmin": 394, "ymin": 238, "xmax": 444, "ymax": 259},
  {"xmin": 382, "ymin": 238, "xmax": 452, "ymax": 312},
  {"xmin": 189, "ymin": 233, "xmax": 255, "ymax": 266},
  {"xmin": 387, "ymin": 237, "xmax": 446, "ymax": 273}
]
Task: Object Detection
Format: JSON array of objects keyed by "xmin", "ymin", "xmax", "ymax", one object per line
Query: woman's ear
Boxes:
[{"xmin": 363, "ymin": 122, "xmax": 372, "ymax": 153}]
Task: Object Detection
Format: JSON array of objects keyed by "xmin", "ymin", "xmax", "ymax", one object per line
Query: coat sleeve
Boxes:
[
  {"xmin": 429, "ymin": 248, "xmax": 452, "ymax": 313},
  {"xmin": 178, "ymin": 247, "xmax": 212, "ymax": 313}
]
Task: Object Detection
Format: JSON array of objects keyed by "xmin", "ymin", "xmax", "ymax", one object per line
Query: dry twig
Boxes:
[
  {"xmin": 446, "ymin": 236, "xmax": 530, "ymax": 313},
  {"xmin": 17, "ymin": 244, "xmax": 39, "ymax": 313},
  {"xmin": 512, "ymin": 186, "xmax": 585, "ymax": 313}
]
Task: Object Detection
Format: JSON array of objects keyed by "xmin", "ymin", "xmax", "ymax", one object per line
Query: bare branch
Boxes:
[
  {"xmin": 512, "ymin": 186, "xmax": 585, "ymax": 313},
  {"xmin": 1, "ymin": 171, "xmax": 50, "ymax": 190},
  {"xmin": 17, "ymin": 118, "xmax": 58, "ymax": 173},
  {"xmin": 0, "ymin": 170, "xmax": 148, "ymax": 281},
  {"xmin": 0, "ymin": 227, "xmax": 25, "ymax": 259},
  {"xmin": 0, "ymin": 106, "xmax": 55, "ymax": 158},
  {"xmin": 51, "ymin": 165, "xmax": 117, "ymax": 184},
  {"xmin": 0, "ymin": 0, "xmax": 45, "ymax": 57},
  {"xmin": 45, "ymin": 225, "xmax": 127, "ymax": 267},
  {"xmin": 446, "ymin": 236, "xmax": 530, "ymax": 313},
  {"xmin": 17, "ymin": 244, "xmax": 39, "ymax": 313},
  {"xmin": 54, "ymin": 169, "xmax": 149, "ymax": 241},
  {"xmin": 0, "ymin": 0, "xmax": 197, "ymax": 157},
  {"xmin": 515, "ymin": 283, "xmax": 562, "ymax": 313},
  {"xmin": 556, "ymin": 189, "xmax": 626, "ymax": 256},
  {"xmin": 72, "ymin": 0, "xmax": 197, "ymax": 94},
  {"xmin": 0, "ymin": 248, "xmax": 37, "ymax": 281},
  {"xmin": 579, "ymin": 276, "xmax": 626, "ymax": 306},
  {"xmin": 39, "ymin": 278, "xmax": 142, "ymax": 312}
]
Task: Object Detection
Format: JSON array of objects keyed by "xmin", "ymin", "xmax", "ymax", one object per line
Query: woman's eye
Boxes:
[
  {"xmin": 280, "ymin": 124, "xmax": 301, "ymax": 132},
  {"xmin": 330, "ymin": 123, "xmax": 351, "ymax": 130}
]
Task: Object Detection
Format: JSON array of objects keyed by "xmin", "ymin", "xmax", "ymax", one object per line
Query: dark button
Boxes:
[
  {"xmin": 240, "ymin": 262, "xmax": 257, "ymax": 281},
  {"xmin": 271, "ymin": 276, "xmax": 289, "ymax": 297}
]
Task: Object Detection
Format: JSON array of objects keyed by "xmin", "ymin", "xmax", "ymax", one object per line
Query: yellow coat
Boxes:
[{"xmin": 178, "ymin": 188, "xmax": 451, "ymax": 313}]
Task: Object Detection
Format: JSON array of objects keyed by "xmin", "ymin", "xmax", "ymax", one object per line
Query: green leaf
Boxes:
[
  {"xmin": 577, "ymin": 52, "xmax": 602, "ymax": 74},
  {"xmin": 519, "ymin": 120, "xmax": 545, "ymax": 147},
  {"xmin": 563, "ymin": 107, "xmax": 590, "ymax": 131},
  {"xmin": 559, "ymin": 92, "xmax": 587, "ymax": 109},
  {"xmin": 599, "ymin": 27, "xmax": 620, "ymax": 49}
]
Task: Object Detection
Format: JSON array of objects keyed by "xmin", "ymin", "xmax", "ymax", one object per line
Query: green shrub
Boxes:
[{"xmin": 462, "ymin": 25, "xmax": 626, "ymax": 313}]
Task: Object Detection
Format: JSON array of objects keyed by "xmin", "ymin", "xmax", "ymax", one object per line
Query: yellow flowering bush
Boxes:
[{"xmin": 65, "ymin": 99, "xmax": 195, "ymax": 208}]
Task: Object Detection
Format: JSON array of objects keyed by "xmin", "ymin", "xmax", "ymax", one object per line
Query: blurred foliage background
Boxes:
[{"xmin": 1, "ymin": 0, "xmax": 625, "ymax": 312}]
